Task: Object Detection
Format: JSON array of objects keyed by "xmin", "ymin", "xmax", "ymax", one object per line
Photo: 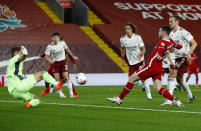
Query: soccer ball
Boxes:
[{"xmin": 75, "ymin": 73, "xmax": 88, "ymax": 85}]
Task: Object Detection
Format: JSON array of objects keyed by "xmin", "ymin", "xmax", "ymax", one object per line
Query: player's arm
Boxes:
[
  {"xmin": 120, "ymin": 46, "xmax": 126, "ymax": 66},
  {"xmin": 67, "ymin": 53, "xmax": 77, "ymax": 71},
  {"xmin": 65, "ymin": 48, "xmax": 78, "ymax": 61},
  {"xmin": 188, "ymin": 39, "xmax": 197, "ymax": 56},
  {"xmin": 138, "ymin": 46, "xmax": 145, "ymax": 61},
  {"xmin": 167, "ymin": 54, "xmax": 175, "ymax": 69},
  {"xmin": 45, "ymin": 54, "xmax": 53, "ymax": 64}
]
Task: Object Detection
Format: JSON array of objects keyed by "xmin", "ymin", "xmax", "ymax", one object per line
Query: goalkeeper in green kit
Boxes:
[{"xmin": 6, "ymin": 46, "xmax": 66, "ymax": 109}]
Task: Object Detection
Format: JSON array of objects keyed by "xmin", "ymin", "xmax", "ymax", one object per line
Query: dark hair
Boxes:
[
  {"xmin": 51, "ymin": 32, "xmax": 60, "ymax": 37},
  {"xmin": 170, "ymin": 15, "xmax": 180, "ymax": 22},
  {"xmin": 124, "ymin": 22, "xmax": 136, "ymax": 33},
  {"xmin": 11, "ymin": 47, "xmax": 21, "ymax": 57},
  {"xmin": 160, "ymin": 26, "xmax": 171, "ymax": 35}
]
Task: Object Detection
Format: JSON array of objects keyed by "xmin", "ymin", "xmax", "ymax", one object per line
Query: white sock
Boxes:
[
  {"xmin": 167, "ymin": 78, "xmax": 176, "ymax": 95},
  {"xmin": 142, "ymin": 81, "xmax": 152, "ymax": 99},
  {"xmin": 66, "ymin": 80, "xmax": 74, "ymax": 97},
  {"xmin": 179, "ymin": 81, "xmax": 193, "ymax": 99},
  {"xmin": 163, "ymin": 78, "xmax": 176, "ymax": 104}
]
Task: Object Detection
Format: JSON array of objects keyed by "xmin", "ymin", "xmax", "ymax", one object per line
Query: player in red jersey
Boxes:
[
  {"xmin": 186, "ymin": 51, "xmax": 199, "ymax": 88},
  {"xmin": 107, "ymin": 26, "xmax": 184, "ymax": 107}
]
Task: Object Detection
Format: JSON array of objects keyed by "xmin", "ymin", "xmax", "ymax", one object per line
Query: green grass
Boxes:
[{"xmin": 0, "ymin": 85, "xmax": 201, "ymax": 131}]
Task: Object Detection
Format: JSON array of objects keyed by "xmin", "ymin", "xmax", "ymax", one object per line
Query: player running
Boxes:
[
  {"xmin": 120, "ymin": 22, "xmax": 152, "ymax": 100},
  {"xmin": 107, "ymin": 26, "xmax": 184, "ymax": 107},
  {"xmin": 161, "ymin": 15, "xmax": 197, "ymax": 105},
  {"xmin": 186, "ymin": 51, "xmax": 199, "ymax": 88},
  {"xmin": 6, "ymin": 46, "xmax": 65, "ymax": 109},
  {"xmin": 45, "ymin": 32, "xmax": 78, "ymax": 98}
]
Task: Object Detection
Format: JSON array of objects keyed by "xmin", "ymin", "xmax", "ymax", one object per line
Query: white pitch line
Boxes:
[{"xmin": 1, "ymin": 100, "xmax": 201, "ymax": 115}]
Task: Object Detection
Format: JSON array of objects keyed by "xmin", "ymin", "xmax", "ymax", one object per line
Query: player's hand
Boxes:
[
  {"xmin": 122, "ymin": 59, "xmax": 126, "ymax": 66},
  {"xmin": 21, "ymin": 46, "xmax": 28, "ymax": 55},
  {"xmin": 73, "ymin": 64, "xmax": 77, "ymax": 71},
  {"xmin": 138, "ymin": 55, "xmax": 142, "ymax": 61},
  {"xmin": 187, "ymin": 53, "xmax": 192, "ymax": 65},
  {"xmin": 73, "ymin": 56, "xmax": 79, "ymax": 61}
]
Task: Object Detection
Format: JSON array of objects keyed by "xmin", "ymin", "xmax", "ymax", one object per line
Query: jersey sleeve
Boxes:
[
  {"xmin": 62, "ymin": 41, "xmax": 68, "ymax": 49},
  {"xmin": 10, "ymin": 55, "xmax": 20, "ymax": 65},
  {"xmin": 120, "ymin": 37, "xmax": 125, "ymax": 47},
  {"xmin": 138, "ymin": 36, "xmax": 144, "ymax": 47},
  {"xmin": 45, "ymin": 45, "xmax": 51, "ymax": 56},
  {"xmin": 157, "ymin": 43, "xmax": 165, "ymax": 57},
  {"xmin": 183, "ymin": 30, "xmax": 193, "ymax": 42}
]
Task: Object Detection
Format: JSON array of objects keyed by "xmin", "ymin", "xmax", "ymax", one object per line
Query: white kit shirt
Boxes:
[
  {"xmin": 45, "ymin": 41, "xmax": 68, "ymax": 62},
  {"xmin": 120, "ymin": 34, "xmax": 144, "ymax": 65},
  {"xmin": 169, "ymin": 27, "xmax": 193, "ymax": 59}
]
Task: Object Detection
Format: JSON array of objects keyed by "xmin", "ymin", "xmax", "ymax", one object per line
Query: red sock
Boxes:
[
  {"xmin": 159, "ymin": 88, "xmax": 174, "ymax": 101},
  {"xmin": 45, "ymin": 82, "xmax": 50, "ymax": 91},
  {"xmin": 196, "ymin": 78, "xmax": 198, "ymax": 85},
  {"xmin": 72, "ymin": 83, "xmax": 77, "ymax": 95},
  {"xmin": 119, "ymin": 82, "xmax": 134, "ymax": 100}
]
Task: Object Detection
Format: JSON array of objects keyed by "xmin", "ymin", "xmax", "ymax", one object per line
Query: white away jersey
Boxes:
[
  {"xmin": 120, "ymin": 34, "xmax": 144, "ymax": 65},
  {"xmin": 169, "ymin": 27, "xmax": 193, "ymax": 59},
  {"xmin": 45, "ymin": 41, "xmax": 68, "ymax": 62}
]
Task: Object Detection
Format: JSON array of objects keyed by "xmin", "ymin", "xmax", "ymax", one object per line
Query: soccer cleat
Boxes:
[
  {"xmin": 56, "ymin": 90, "xmax": 66, "ymax": 98},
  {"xmin": 196, "ymin": 85, "xmax": 199, "ymax": 88},
  {"xmin": 41, "ymin": 89, "xmax": 49, "ymax": 95},
  {"xmin": 56, "ymin": 81, "xmax": 65, "ymax": 90},
  {"xmin": 25, "ymin": 102, "xmax": 33, "ymax": 109},
  {"xmin": 173, "ymin": 97, "xmax": 184, "ymax": 107},
  {"xmin": 142, "ymin": 87, "xmax": 145, "ymax": 92},
  {"xmin": 56, "ymin": 79, "xmax": 67, "ymax": 90},
  {"xmin": 74, "ymin": 94, "xmax": 79, "ymax": 98},
  {"xmin": 161, "ymin": 100, "xmax": 173, "ymax": 106},
  {"xmin": 106, "ymin": 96, "xmax": 123, "ymax": 105},
  {"xmin": 188, "ymin": 95, "xmax": 196, "ymax": 103}
]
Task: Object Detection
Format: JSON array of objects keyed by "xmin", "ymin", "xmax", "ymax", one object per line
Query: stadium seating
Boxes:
[{"xmin": 0, "ymin": 0, "xmax": 123, "ymax": 73}]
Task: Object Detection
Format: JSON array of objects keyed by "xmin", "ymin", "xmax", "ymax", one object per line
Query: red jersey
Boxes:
[
  {"xmin": 147, "ymin": 39, "xmax": 179, "ymax": 71},
  {"xmin": 188, "ymin": 52, "xmax": 199, "ymax": 69}
]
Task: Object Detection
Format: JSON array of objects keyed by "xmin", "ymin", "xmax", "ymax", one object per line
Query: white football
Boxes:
[{"xmin": 75, "ymin": 73, "xmax": 88, "ymax": 85}]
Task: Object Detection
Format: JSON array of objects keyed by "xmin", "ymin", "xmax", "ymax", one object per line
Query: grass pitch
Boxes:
[{"xmin": 0, "ymin": 85, "xmax": 201, "ymax": 131}]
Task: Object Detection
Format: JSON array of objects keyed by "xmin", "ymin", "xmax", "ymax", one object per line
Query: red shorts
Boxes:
[
  {"xmin": 129, "ymin": 61, "xmax": 144, "ymax": 76},
  {"xmin": 52, "ymin": 60, "xmax": 68, "ymax": 74},
  {"xmin": 173, "ymin": 57, "xmax": 188, "ymax": 76},
  {"xmin": 136, "ymin": 65, "xmax": 162, "ymax": 81},
  {"xmin": 188, "ymin": 67, "xmax": 199, "ymax": 74}
]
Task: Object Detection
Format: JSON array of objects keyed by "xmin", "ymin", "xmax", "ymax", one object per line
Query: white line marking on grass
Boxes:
[{"xmin": 1, "ymin": 100, "xmax": 201, "ymax": 115}]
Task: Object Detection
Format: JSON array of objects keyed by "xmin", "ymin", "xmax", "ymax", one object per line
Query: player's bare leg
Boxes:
[
  {"xmin": 195, "ymin": 73, "xmax": 199, "ymax": 88},
  {"xmin": 186, "ymin": 73, "xmax": 191, "ymax": 83},
  {"xmin": 161, "ymin": 69, "xmax": 177, "ymax": 105},
  {"xmin": 176, "ymin": 73, "xmax": 195, "ymax": 103},
  {"xmin": 106, "ymin": 73, "xmax": 140, "ymax": 105},
  {"xmin": 63, "ymin": 72, "xmax": 74, "ymax": 98},
  {"xmin": 153, "ymin": 79, "xmax": 183, "ymax": 107}
]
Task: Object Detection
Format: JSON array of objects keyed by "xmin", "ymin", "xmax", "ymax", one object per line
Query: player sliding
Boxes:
[
  {"xmin": 45, "ymin": 32, "xmax": 78, "ymax": 98},
  {"xmin": 6, "ymin": 46, "xmax": 65, "ymax": 109},
  {"xmin": 107, "ymin": 26, "xmax": 184, "ymax": 107},
  {"xmin": 161, "ymin": 15, "xmax": 197, "ymax": 105},
  {"xmin": 120, "ymin": 22, "xmax": 152, "ymax": 100}
]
